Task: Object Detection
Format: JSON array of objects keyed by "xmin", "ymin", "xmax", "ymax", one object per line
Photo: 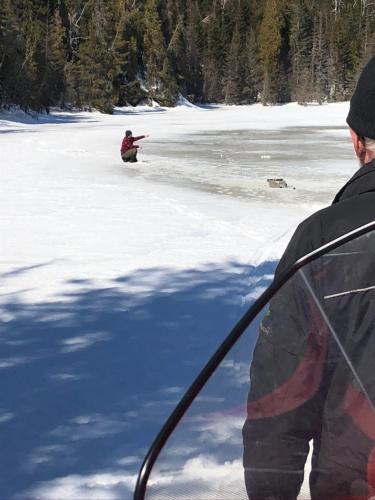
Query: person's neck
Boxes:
[{"xmin": 364, "ymin": 153, "xmax": 375, "ymax": 165}]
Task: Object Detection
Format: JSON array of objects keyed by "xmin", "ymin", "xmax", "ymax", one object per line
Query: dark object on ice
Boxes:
[
  {"xmin": 120, "ymin": 131, "xmax": 149, "ymax": 163},
  {"xmin": 267, "ymin": 178, "xmax": 288, "ymax": 188}
]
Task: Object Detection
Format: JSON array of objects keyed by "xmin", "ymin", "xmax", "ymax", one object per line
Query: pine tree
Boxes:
[
  {"xmin": 40, "ymin": 7, "xmax": 67, "ymax": 110},
  {"xmin": 0, "ymin": 0, "xmax": 15, "ymax": 107},
  {"xmin": 0, "ymin": 0, "xmax": 374, "ymax": 111},
  {"xmin": 167, "ymin": 16, "xmax": 187, "ymax": 93},
  {"xmin": 334, "ymin": 1, "xmax": 363, "ymax": 99},
  {"xmin": 14, "ymin": 0, "xmax": 49, "ymax": 111},
  {"xmin": 241, "ymin": 29, "xmax": 261, "ymax": 103},
  {"xmin": 143, "ymin": 0, "xmax": 167, "ymax": 93},
  {"xmin": 62, "ymin": 0, "xmax": 91, "ymax": 61},
  {"xmin": 361, "ymin": 0, "xmax": 375, "ymax": 65},
  {"xmin": 118, "ymin": 2, "xmax": 145, "ymax": 105},
  {"xmin": 203, "ymin": 0, "xmax": 225, "ymax": 102},
  {"xmin": 184, "ymin": 0, "xmax": 204, "ymax": 101},
  {"xmin": 224, "ymin": 26, "xmax": 242, "ymax": 104},
  {"xmin": 143, "ymin": 0, "xmax": 177, "ymax": 105},
  {"xmin": 289, "ymin": 0, "xmax": 314, "ymax": 103},
  {"xmin": 72, "ymin": 0, "xmax": 126, "ymax": 112},
  {"xmin": 258, "ymin": 0, "xmax": 282, "ymax": 104},
  {"xmin": 312, "ymin": 9, "xmax": 330, "ymax": 104},
  {"xmin": 160, "ymin": 56, "xmax": 179, "ymax": 105}
]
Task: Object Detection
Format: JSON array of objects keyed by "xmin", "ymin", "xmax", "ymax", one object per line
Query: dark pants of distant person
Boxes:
[{"xmin": 122, "ymin": 148, "xmax": 138, "ymax": 163}]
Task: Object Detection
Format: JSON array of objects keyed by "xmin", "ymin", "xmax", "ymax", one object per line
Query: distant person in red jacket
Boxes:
[{"xmin": 121, "ymin": 130, "xmax": 149, "ymax": 163}]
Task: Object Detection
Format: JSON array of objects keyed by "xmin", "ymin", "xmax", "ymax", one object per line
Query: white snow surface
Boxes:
[
  {"xmin": 1, "ymin": 102, "xmax": 354, "ymax": 304},
  {"xmin": 0, "ymin": 102, "xmax": 357, "ymax": 499}
]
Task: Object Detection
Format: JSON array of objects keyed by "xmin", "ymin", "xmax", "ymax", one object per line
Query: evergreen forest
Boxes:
[{"xmin": 1, "ymin": 0, "xmax": 374, "ymax": 113}]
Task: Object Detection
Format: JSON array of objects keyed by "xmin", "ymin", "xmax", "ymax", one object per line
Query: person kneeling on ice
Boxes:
[{"xmin": 121, "ymin": 130, "xmax": 149, "ymax": 163}]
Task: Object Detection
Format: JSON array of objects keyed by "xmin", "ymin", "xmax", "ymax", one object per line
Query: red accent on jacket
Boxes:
[
  {"xmin": 247, "ymin": 299, "xmax": 328, "ymax": 419},
  {"xmin": 121, "ymin": 135, "xmax": 145, "ymax": 154}
]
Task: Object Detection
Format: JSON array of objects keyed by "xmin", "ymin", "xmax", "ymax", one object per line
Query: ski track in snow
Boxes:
[{"xmin": 0, "ymin": 103, "xmax": 355, "ymax": 499}]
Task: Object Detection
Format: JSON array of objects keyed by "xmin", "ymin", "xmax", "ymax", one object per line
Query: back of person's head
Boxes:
[
  {"xmin": 347, "ymin": 55, "xmax": 375, "ymax": 141},
  {"xmin": 125, "ymin": 130, "xmax": 132, "ymax": 137}
]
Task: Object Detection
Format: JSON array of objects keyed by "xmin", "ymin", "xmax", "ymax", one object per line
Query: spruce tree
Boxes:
[
  {"xmin": 41, "ymin": 8, "xmax": 67, "ymax": 110},
  {"xmin": 184, "ymin": 0, "xmax": 204, "ymax": 101},
  {"xmin": 224, "ymin": 26, "xmax": 242, "ymax": 104},
  {"xmin": 143, "ymin": 0, "xmax": 177, "ymax": 105},
  {"xmin": 258, "ymin": 0, "xmax": 282, "ymax": 104},
  {"xmin": 0, "ymin": 0, "xmax": 374, "ymax": 111},
  {"xmin": 118, "ymin": 3, "xmax": 145, "ymax": 105},
  {"xmin": 203, "ymin": 0, "xmax": 224, "ymax": 102},
  {"xmin": 143, "ymin": 0, "xmax": 167, "ymax": 92},
  {"xmin": 334, "ymin": 1, "xmax": 363, "ymax": 99},
  {"xmin": 289, "ymin": 0, "xmax": 314, "ymax": 103},
  {"xmin": 72, "ymin": 0, "xmax": 126, "ymax": 113},
  {"xmin": 241, "ymin": 29, "xmax": 261, "ymax": 103},
  {"xmin": 312, "ymin": 10, "xmax": 330, "ymax": 103},
  {"xmin": 167, "ymin": 16, "xmax": 187, "ymax": 93}
]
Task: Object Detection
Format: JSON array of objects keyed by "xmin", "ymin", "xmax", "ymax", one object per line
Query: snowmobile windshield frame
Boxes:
[{"xmin": 133, "ymin": 220, "xmax": 375, "ymax": 500}]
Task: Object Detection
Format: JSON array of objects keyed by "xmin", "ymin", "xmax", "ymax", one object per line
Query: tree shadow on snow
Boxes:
[
  {"xmin": 114, "ymin": 107, "xmax": 167, "ymax": 116},
  {"xmin": 0, "ymin": 260, "xmax": 277, "ymax": 499},
  {"xmin": 0, "ymin": 112, "xmax": 99, "ymax": 129},
  {"xmin": 0, "ymin": 128, "xmax": 39, "ymax": 135}
]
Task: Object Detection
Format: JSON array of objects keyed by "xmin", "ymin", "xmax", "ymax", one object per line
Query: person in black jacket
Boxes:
[{"xmin": 243, "ymin": 55, "xmax": 375, "ymax": 500}]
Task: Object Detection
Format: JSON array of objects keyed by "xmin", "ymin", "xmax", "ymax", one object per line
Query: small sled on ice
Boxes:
[{"xmin": 267, "ymin": 178, "xmax": 288, "ymax": 188}]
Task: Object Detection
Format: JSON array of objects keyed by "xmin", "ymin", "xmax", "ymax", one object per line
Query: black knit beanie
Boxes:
[{"xmin": 347, "ymin": 55, "xmax": 375, "ymax": 139}]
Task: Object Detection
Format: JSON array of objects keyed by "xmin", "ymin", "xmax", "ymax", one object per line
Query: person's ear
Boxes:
[{"xmin": 350, "ymin": 128, "xmax": 366, "ymax": 162}]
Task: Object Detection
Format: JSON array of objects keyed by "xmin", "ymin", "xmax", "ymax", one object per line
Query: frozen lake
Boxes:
[
  {"xmin": 124, "ymin": 124, "xmax": 354, "ymax": 205},
  {"xmin": 0, "ymin": 103, "xmax": 357, "ymax": 499}
]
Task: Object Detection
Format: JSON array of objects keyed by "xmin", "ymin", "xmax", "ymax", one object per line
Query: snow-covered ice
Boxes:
[{"xmin": 0, "ymin": 102, "xmax": 355, "ymax": 499}]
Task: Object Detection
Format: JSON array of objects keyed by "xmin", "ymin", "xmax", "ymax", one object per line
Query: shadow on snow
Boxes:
[
  {"xmin": 0, "ymin": 260, "xmax": 276, "ymax": 498},
  {"xmin": 114, "ymin": 107, "xmax": 167, "ymax": 116},
  {"xmin": 0, "ymin": 111, "xmax": 99, "ymax": 130}
]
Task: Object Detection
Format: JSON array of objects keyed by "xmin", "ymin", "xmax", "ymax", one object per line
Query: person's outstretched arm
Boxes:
[{"xmin": 133, "ymin": 134, "xmax": 149, "ymax": 142}]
